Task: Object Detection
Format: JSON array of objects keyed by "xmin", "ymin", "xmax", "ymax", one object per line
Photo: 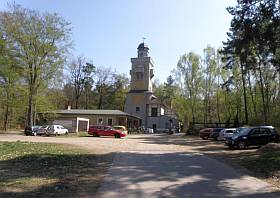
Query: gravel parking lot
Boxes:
[
  {"xmin": 0, "ymin": 133, "xmax": 191, "ymax": 154},
  {"xmin": 0, "ymin": 132, "xmax": 279, "ymax": 197},
  {"xmin": 0, "ymin": 132, "xmax": 264, "ymax": 165}
]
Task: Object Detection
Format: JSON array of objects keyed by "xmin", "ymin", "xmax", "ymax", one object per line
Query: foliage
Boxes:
[
  {"xmin": 0, "ymin": 4, "xmax": 72, "ymax": 127},
  {"xmin": 67, "ymin": 56, "xmax": 95, "ymax": 109},
  {"xmin": 221, "ymin": 0, "xmax": 280, "ymax": 125}
]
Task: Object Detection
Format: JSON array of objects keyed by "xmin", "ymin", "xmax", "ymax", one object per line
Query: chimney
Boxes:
[{"xmin": 67, "ymin": 105, "xmax": 71, "ymax": 110}]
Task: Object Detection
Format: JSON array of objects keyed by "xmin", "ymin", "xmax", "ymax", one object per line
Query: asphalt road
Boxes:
[{"xmin": 97, "ymin": 150, "xmax": 279, "ymax": 198}]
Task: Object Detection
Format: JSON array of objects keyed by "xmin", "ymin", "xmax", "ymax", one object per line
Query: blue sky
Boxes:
[{"xmin": 0, "ymin": 0, "xmax": 236, "ymax": 82}]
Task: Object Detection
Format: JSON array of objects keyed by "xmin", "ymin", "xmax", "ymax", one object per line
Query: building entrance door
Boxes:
[{"xmin": 152, "ymin": 124, "xmax": 157, "ymax": 132}]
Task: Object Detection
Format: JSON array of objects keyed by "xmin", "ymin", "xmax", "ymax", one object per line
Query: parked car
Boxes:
[
  {"xmin": 46, "ymin": 125, "xmax": 69, "ymax": 136},
  {"xmin": 24, "ymin": 125, "xmax": 41, "ymax": 136},
  {"xmin": 218, "ymin": 128, "xmax": 237, "ymax": 141},
  {"xmin": 88, "ymin": 125, "xmax": 126, "ymax": 138},
  {"xmin": 113, "ymin": 126, "xmax": 128, "ymax": 135},
  {"xmin": 199, "ymin": 128, "xmax": 213, "ymax": 140},
  {"xmin": 226, "ymin": 126, "xmax": 280, "ymax": 149},
  {"xmin": 209, "ymin": 128, "xmax": 225, "ymax": 140},
  {"xmin": 37, "ymin": 125, "xmax": 49, "ymax": 136}
]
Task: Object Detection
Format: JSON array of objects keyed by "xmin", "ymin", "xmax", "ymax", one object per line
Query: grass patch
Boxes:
[
  {"xmin": 241, "ymin": 149, "xmax": 280, "ymax": 178},
  {"xmin": 0, "ymin": 141, "xmax": 112, "ymax": 198}
]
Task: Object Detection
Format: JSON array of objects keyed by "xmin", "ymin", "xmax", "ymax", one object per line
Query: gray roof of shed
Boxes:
[{"xmin": 56, "ymin": 109, "xmax": 141, "ymax": 119}]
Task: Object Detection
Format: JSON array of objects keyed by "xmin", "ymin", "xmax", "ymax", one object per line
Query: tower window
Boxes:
[
  {"xmin": 151, "ymin": 108, "xmax": 158, "ymax": 117},
  {"xmin": 136, "ymin": 107, "xmax": 140, "ymax": 112},
  {"xmin": 150, "ymin": 69, "xmax": 154, "ymax": 78},
  {"xmin": 136, "ymin": 72, "xmax": 144, "ymax": 80}
]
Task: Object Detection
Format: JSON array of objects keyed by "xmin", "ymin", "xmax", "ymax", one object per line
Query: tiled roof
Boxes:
[{"xmin": 56, "ymin": 109, "xmax": 141, "ymax": 119}]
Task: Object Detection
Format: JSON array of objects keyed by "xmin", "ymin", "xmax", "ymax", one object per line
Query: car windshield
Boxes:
[
  {"xmin": 213, "ymin": 128, "xmax": 223, "ymax": 132},
  {"xmin": 272, "ymin": 128, "xmax": 279, "ymax": 134},
  {"xmin": 113, "ymin": 127, "xmax": 124, "ymax": 131},
  {"xmin": 225, "ymin": 129, "xmax": 235, "ymax": 133},
  {"xmin": 236, "ymin": 128, "xmax": 251, "ymax": 135}
]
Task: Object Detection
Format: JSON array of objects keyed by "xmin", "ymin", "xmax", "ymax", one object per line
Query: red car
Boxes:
[
  {"xmin": 88, "ymin": 125, "xmax": 126, "ymax": 138},
  {"xmin": 199, "ymin": 128, "xmax": 214, "ymax": 140}
]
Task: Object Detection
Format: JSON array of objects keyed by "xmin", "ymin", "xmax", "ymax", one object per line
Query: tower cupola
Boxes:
[{"xmin": 137, "ymin": 42, "xmax": 149, "ymax": 58}]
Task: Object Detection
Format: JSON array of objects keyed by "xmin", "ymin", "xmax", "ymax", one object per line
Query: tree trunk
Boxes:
[
  {"xmin": 85, "ymin": 91, "xmax": 88, "ymax": 109},
  {"xmin": 27, "ymin": 88, "xmax": 34, "ymax": 127},
  {"xmin": 98, "ymin": 94, "xmax": 103, "ymax": 109},
  {"xmin": 75, "ymin": 95, "xmax": 79, "ymax": 109},
  {"xmin": 247, "ymin": 73, "xmax": 257, "ymax": 119},
  {"xmin": 216, "ymin": 75, "xmax": 221, "ymax": 123},
  {"xmin": 241, "ymin": 64, "xmax": 248, "ymax": 124},
  {"xmin": 3, "ymin": 103, "xmax": 9, "ymax": 131},
  {"xmin": 258, "ymin": 61, "xmax": 267, "ymax": 124}
]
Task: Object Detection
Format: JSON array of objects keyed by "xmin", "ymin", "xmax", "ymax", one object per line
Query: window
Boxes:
[
  {"xmin": 250, "ymin": 128, "xmax": 260, "ymax": 135},
  {"xmin": 107, "ymin": 118, "xmax": 113, "ymax": 126},
  {"xmin": 150, "ymin": 69, "xmax": 154, "ymax": 78},
  {"xmin": 97, "ymin": 118, "xmax": 103, "ymax": 125},
  {"xmin": 151, "ymin": 107, "xmax": 158, "ymax": 117},
  {"xmin": 260, "ymin": 128, "xmax": 270, "ymax": 134},
  {"xmin": 136, "ymin": 72, "xmax": 144, "ymax": 80},
  {"xmin": 136, "ymin": 107, "xmax": 140, "ymax": 112}
]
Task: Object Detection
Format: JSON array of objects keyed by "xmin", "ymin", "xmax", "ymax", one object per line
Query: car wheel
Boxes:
[
  {"xmin": 273, "ymin": 139, "xmax": 279, "ymax": 143},
  {"xmin": 238, "ymin": 141, "xmax": 246, "ymax": 149},
  {"xmin": 65, "ymin": 131, "xmax": 68, "ymax": 135},
  {"xmin": 203, "ymin": 136, "xmax": 208, "ymax": 140},
  {"xmin": 115, "ymin": 134, "xmax": 121, "ymax": 138}
]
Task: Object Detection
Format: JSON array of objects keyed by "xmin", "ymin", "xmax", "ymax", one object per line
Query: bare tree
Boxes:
[{"xmin": 68, "ymin": 56, "xmax": 95, "ymax": 109}]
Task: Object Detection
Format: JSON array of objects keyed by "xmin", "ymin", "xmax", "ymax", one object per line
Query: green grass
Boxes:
[
  {"xmin": 0, "ymin": 141, "xmax": 86, "ymax": 160},
  {"xmin": 0, "ymin": 141, "xmax": 112, "ymax": 198}
]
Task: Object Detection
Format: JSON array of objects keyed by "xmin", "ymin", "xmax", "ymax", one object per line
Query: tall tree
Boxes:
[
  {"xmin": 0, "ymin": 34, "xmax": 23, "ymax": 130},
  {"xmin": 202, "ymin": 46, "xmax": 217, "ymax": 123},
  {"xmin": 0, "ymin": 4, "xmax": 72, "ymax": 127},
  {"xmin": 154, "ymin": 75, "xmax": 177, "ymax": 107},
  {"xmin": 222, "ymin": 0, "xmax": 280, "ymax": 124},
  {"xmin": 176, "ymin": 52, "xmax": 203, "ymax": 123},
  {"xmin": 68, "ymin": 56, "xmax": 95, "ymax": 109},
  {"xmin": 94, "ymin": 67, "xmax": 114, "ymax": 109}
]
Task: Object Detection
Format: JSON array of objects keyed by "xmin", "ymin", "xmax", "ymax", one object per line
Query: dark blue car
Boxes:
[{"xmin": 226, "ymin": 126, "xmax": 280, "ymax": 149}]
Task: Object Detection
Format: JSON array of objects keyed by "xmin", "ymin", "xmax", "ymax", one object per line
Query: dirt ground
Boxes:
[{"xmin": 0, "ymin": 132, "xmax": 279, "ymax": 196}]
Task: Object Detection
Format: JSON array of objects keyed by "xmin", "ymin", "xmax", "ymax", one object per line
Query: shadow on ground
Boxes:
[
  {"xmin": 97, "ymin": 151, "xmax": 280, "ymax": 198},
  {"xmin": 128, "ymin": 134, "xmax": 279, "ymax": 180},
  {"xmin": 0, "ymin": 153, "xmax": 113, "ymax": 198}
]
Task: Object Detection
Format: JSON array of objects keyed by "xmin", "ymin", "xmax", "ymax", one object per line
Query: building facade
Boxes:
[
  {"xmin": 125, "ymin": 43, "xmax": 179, "ymax": 131},
  {"xmin": 40, "ymin": 109, "xmax": 141, "ymax": 132}
]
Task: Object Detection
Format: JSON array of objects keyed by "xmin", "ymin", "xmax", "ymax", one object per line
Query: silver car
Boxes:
[
  {"xmin": 46, "ymin": 125, "xmax": 69, "ymax": 136},
  {"xmin": 37, "ymin": 125, "xmax": 49, "ymax": 136},
  {"xmin": 218, "ymin": 128, "xmax": 237, "ymax": 141}
]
